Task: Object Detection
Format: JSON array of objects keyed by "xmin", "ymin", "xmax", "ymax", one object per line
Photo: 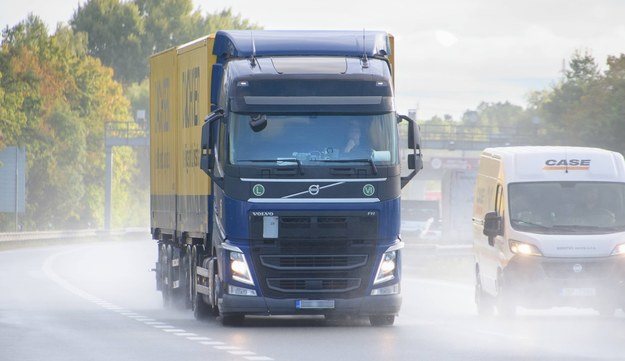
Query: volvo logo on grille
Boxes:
[
  {"xmin": 308, "ymin": 184, "xmax": 320, "ymax": 196},
  {"xmin": 572, "ymin": 263, "xmax": 583, "ymax": 273}
]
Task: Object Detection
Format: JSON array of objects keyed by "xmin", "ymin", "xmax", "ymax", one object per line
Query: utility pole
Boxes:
[{"xmin": 15, "ymin": 146, "xmax": 18, "ymax": 232}]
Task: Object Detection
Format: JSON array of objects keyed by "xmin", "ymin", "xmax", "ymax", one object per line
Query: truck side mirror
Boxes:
[
  {"xmin": 483, "ymin": 211, "xmax": 502, "ymax": 246},
  {"xmin": 399, "ymin": 114, "xmax": 423, "ymax": 188},
  {"xmin": 200, "ymin": 109, "xmax": 224, "ymax": 175},
  {"xmin": 407, "ymin": 121, "xmax": 421, "ymax": 150}
]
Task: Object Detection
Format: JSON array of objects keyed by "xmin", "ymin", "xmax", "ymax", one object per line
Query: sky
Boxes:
[{"xmin": 1, "ymin": 0, "xmax": 625, "ymax": 120}]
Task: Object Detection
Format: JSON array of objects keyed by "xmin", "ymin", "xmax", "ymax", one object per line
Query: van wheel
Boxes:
[
  {"xmin": 496, "ymin": 273, "xmax": 517, "ymax": 317},
  {"xmin": 475, "ymin": 275, "xmax": 495, "ymax": 316}
]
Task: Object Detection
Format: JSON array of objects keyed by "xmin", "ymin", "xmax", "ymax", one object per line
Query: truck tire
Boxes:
[
  {"xmin": 191, "ymin": 246, "xmax": 211, "ymax": 320},
  {"xmin": 221, "ymin": 314, "xmax": 245, "ymax": 326},
  {"xmin": 369, "ymin": 315, "xmax": 395, "ymax": 326},
  {"xmin": 193, "ymin": 293, "xmax": 212, "ymax": 320}
]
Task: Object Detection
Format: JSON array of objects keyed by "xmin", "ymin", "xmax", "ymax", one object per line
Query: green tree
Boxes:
[
  {"xmin": 72, "ymin": 0, "xmax": 261, "ymax": 85},
  {"xmin": 70, "ymin": 0, "xmax": 145, "ymax": 84},
  {"xmin": 533, "ymin": 50, "xmax": 602, "ymax": 146},
  {"xmin": 0, "ymin": 16, "xmax": 134, "ymax": 230}
]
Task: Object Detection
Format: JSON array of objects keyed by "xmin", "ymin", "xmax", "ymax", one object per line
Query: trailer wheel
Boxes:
[
  {"xmin": 159, "ymin": 244, "xmax": 171, "ymax": 307},
  {"xmin": 369, "ymin": 315, "xmax": 395, "ymax": 326},
  {"xmin": 181, "ymin": 245, "xmax": 192, "ymax": 309}
]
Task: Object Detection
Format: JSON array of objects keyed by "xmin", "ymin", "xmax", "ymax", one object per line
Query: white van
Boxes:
[{"xmin": 473, "ymin": 146, "xmax": 625, "ymax": 316}]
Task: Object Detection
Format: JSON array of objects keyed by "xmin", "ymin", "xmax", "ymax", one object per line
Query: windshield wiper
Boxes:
[
  {"xmin": 314, "ymin": 158, "xmax": 377, "ymax": 175},
  {"xmin": 510, "ymin": 219, "xmax": 550, "ymax": 229},
  {"xmin": 551, "ymin": 224, "xmax": 622, "ymax": 232},
  {"xmin": 236, "ymin": 158, "xmax": 303, "ymax": 175}
]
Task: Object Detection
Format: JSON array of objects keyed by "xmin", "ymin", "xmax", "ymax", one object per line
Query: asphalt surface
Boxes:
[{"xmin": 1, "ymin": 236, "xmax": 624, "ymax": 361}]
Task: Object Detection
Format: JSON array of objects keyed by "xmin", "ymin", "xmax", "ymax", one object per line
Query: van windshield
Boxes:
[{"xmin": 508, "ymin": 182, "xmax": 625, "ymax": 234}]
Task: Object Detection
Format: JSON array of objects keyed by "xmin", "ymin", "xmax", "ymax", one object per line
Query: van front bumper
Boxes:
[{"xmin": 502, "ymin": 255, "xmax": 625, "ymax": 308}]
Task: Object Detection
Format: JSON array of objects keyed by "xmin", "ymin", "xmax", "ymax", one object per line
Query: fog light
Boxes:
[
  {"xmin": 228, "ymin": 285, "xmax": 257, "ymax": 296},
  {"xmin": 371, "ymin": 283, "xmax": 399, "ymax": 296}
]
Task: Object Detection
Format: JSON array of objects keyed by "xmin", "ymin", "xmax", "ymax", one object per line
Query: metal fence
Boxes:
[{"xmin": 419, "ymin": 124, "xmax": 538, "ymax": 150}]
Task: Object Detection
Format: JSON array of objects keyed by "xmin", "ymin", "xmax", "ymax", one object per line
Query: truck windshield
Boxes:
[
  {"xmin": 508, "ymin": 182, "xmax": 625, "ymax": 234},
  {"xmin": 228, "ymin": 113, "xmax": 398, "ymax": 166}
]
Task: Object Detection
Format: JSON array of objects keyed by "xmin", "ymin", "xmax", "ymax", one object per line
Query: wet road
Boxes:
[{"xmin": 1, "ymin": 236, "xmax": 624, "ymax": 361}]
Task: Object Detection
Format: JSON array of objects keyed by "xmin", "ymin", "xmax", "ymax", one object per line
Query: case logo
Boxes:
[{"xmin": 544, "ymin": 159, "xmax": 591, "ymax": 170}]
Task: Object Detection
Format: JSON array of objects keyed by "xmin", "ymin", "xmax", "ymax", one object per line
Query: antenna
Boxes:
[
  {"xmin": 361, "ymin": 29, "xmax": 369, "ymax": 68},
  {"xmin": 250, "ymin": 31, "xmax": 257, "ymax": 68}
]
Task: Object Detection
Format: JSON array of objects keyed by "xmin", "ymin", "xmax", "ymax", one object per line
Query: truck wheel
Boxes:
[
  {"xmin": 210, "ymin": 269, "xmax": 221, "ymax": 317},
  {"xmin": 369, "ymin": 315, "xmax": 395, "ymax": 326},
  {"xmin": 221, "ymin": 314, "xmax": 245, "ymax": 326},
  {"xmin": 193, "ymin": 292, "xmax": 211, "ymax": 320},
  {"xmin": 191, "ymin": 246, "xmax": 211, "ymax": 320}
]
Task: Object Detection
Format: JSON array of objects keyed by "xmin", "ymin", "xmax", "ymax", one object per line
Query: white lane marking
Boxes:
[
  {"xmin": 201, "ymin": 341, "xmax": 225, "ymax": 346},
  {"xmin": 174, "ymin": 333, "xmax": 197, "ymax": 337},
  {"xmin": 43, "ymin": 249, "xmax": 275, "ymax": 361},
  {"xmin": 230, "ymin": 351, "xmax": 256, "ymax": 356},
  {"xmin": 162, "ymin": 329, "xmax": 186, "ymax": 333},
  {"xmin": 187, "ymin": 337, "xmax": 212, "ymax": 341}
]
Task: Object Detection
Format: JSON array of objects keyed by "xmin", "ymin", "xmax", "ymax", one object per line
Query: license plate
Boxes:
[
  {"xmin": 560, "ymin": 288, "xmax": 596, "ymax": 297},
  {"xmin": 295, "ymin": 300, "xmax": 335, "ymax": 309}
]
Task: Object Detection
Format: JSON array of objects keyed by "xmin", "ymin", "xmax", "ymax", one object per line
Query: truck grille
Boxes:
[
  {"xmin": 249, "ymin": 211, "xmax": 378, "ymax": 299},
  {"xmin": 266, "ymin": 278, "xmax": 361, "ymax": 293},
  {"xmin": 260, "ymin": 254, "xmax": 368, "ymax": 270}
]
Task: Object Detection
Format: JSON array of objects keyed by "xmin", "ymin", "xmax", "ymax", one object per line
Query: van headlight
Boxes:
[
  {"xmin": 230, "ymin": 251, "xmax": 254, "ymax": 285},
  {"xmin": 611, "ymin": 243, "xmax": 625, "ymax": 256},
  {"xmin": 509, "ymin": 239, "xmax": 542, "ymax": 256}
]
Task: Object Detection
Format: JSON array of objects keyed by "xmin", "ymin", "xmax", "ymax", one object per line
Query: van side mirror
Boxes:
[
  {"xmin": 200, "ymin": 109, "xmax": 224, "ymax": 175},
  {"xmin": 483, "ymin": 211, "xmax": 502, "ymax": 246}
]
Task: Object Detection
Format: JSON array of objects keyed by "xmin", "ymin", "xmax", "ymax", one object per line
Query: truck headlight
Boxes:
[
  {"xmin": 374, "ymin": 250, "xmax": 397, "ymax": 285},
  {"xmin": 611, "ymin": 243, "xmax": 625, "ymax": 256},
  {"xmin": 509, "ymin": 239, "xmax": 542, "ymax": 256},
  {"xmin": 230, "ymin": 251, "xmax": 254, "ymax": 285}
]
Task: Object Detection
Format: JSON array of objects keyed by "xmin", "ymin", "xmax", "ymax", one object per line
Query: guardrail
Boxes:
[
  {"xmin": 410, "ymin": 243, "xmax": 473, "ymax": 257},
  {"xmin": 0, "ymin": 228, "xmax": 150, "ymax": 245}
]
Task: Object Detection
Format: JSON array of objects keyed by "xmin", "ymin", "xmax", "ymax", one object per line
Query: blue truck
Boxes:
[{"xmin": 150, "ymin": 30, "xmax": 423, "ymax": 326}]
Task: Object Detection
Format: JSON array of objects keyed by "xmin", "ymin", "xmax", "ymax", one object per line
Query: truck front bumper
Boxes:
[{"xmin": 220, "ymin": 293, "xmax": 402, "ymax": 317}]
